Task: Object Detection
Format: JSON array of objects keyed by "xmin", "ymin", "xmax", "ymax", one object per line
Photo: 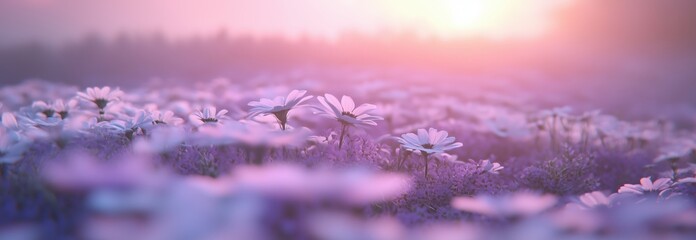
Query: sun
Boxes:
[
  {"xmin": 376, "ymin": 0, "xmax": 563, "ymax": 39},
  {"xmin": 445, "ymin": 0, "xmax": 489, "ymax": 31}
]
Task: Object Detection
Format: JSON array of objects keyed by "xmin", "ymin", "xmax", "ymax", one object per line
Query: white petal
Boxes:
[{"xmin": 341, "ymin": 95, "xmax": 355, "ymax": 112}]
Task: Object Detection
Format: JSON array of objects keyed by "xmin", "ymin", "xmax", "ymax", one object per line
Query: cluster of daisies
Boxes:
[
  {"xmin": 2, "ymin": 79, "xmax": 696, "ymax": 239},
  {"xmin": 1, "ymin": 86, "xmax": 469, "ymax": 169}
]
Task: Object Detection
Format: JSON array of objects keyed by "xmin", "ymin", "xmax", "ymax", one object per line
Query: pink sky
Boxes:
[{"xmin": 0, "ymin": 0, "xmax": 570, "ymax": 45}]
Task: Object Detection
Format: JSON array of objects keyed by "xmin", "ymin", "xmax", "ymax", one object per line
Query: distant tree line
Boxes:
[{"xmin": 0, "ymin": 0, "xmax": 695, "ymax": 88}]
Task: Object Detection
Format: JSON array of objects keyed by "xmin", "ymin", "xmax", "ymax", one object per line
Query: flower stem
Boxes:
[
  {"xmin": 274, "ymin": 110, "xmax": 289, "ymax": 131},
  {"xmin": 98, "ymin": 108, "xmax": 106, "ymax": 122},
  {"xmin": 252, "ymin": 147, "xmax": 266, "ymax": 165},
  {"xmin": 671, "ymin": 159, "xmax": 679, "ymax": 180},
  {"xmin": 423, "ymin": 153, "xmax": 430, "ymax": 179},
  {"xmin": 550, "ymin": 115, "xmax": 557, "ymax": 152},
  {"xmin": 338, "ymin": 124, "xmax": 348, "ymax": 150}
]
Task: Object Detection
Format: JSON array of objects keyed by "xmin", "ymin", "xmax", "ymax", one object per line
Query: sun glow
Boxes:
[
  {"xmin": 0, "ymin": 0, "xmax": 571, "ymax": 44},
  {"xmin": 377, "ymin": 0, "xmax": 568, "ymax": 39},
  {"xmin": 445, "ymin": 0, "xmax": 488, "ymax": 31}
]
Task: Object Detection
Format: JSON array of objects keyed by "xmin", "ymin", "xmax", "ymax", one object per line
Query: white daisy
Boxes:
[
  {"xmin": 52, "ymin": 99, "xmax": 78, "ymax": 119},
  {"xmin": 2, "ymin": 112, "xmax": 20, "ymax": 131},
  {"xmin": 247, "ymin": 89, "xmax": 313, "ymax": 130},
  {"xmin": 618, "ymin": 177, "xmax": 673, "ymax": 197},
  {"xmin": 396, "ymin": 128, "xmax": 463, "ymax": 155},
  {"xmin": 315, "ymin": 94, "xmax": 382, "ymax": 149},
  {"xmin": 107, "ymin": 111, "xmax": 153, "ymax": 140},
  {"xmin": 31, "ymin": 100, "xmax": 55, "ymax": 118},
  {"xmin": 573, "ymin": 191, "xmax": 613, "ymax": 209},
  {"xmin": 468, "ymin": 159, "xmax": 504, "ymax": 175},
  {"xmin": 77, "ymin": 87, "xmax": 124, "ymax": 118},
  {"xmin": 151, "ymin": 110, "xmax": 184, "ymax": 126},
  {"xmin": 433, "ymin": 152, "xmax": 461, "ymax": 164},
  {"xmin": 188, "ymin": 106, "xmax": 229, "ymax": 127},
  {"xmin": 482, "ymin": 115, "xmax": 531, "ymax": 139},
  {"xmin": 451, "ymin": 192, "xmax": 558, "ymax": 218},
  {"xmin": 316, "ymin": 94, "xmax": 382, "ymax": 127},
  {"xmin": 396, "ymin": 128, "xmax": 462, "ymax": 178},
  {"xmin": 31, "ymin": 99, "xmax": 77, "ymax": 119}
]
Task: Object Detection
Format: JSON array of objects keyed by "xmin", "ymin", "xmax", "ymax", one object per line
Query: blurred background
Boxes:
[{"xmin": 0, "ymin": 0, "xmax": 695, "ymax": 119}]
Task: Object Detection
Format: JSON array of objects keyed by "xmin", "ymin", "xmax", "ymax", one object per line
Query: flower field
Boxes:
[{"xmin": 1, "ymin": 73, "xmax": 695, "ymax": 240}]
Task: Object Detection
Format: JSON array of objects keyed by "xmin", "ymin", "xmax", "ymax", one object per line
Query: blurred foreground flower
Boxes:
[
  {"xmin": 191, "ymin": 122, "xmax": 312, "ymax": 164},
  {"xmin": 451, "ymin": 192, "xmax": 557, "ymax": 219},
  {"xmin": 42, "ymin": 152, "xmax": 156, "ymax": 191},
  {"xmin": 568, "ymin": 191, "xmax": 613, "ymax": 210},
  {"xmin": 307, "ymin": 213, "xmax": 404, "ymax": 240},
  {"xmin": 69, "ymin": 163, "xmax": 410, "ymax": 240},
  {"xmin": 230, "ymin": 164, "xmax": 411, "ymax": 205}
]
